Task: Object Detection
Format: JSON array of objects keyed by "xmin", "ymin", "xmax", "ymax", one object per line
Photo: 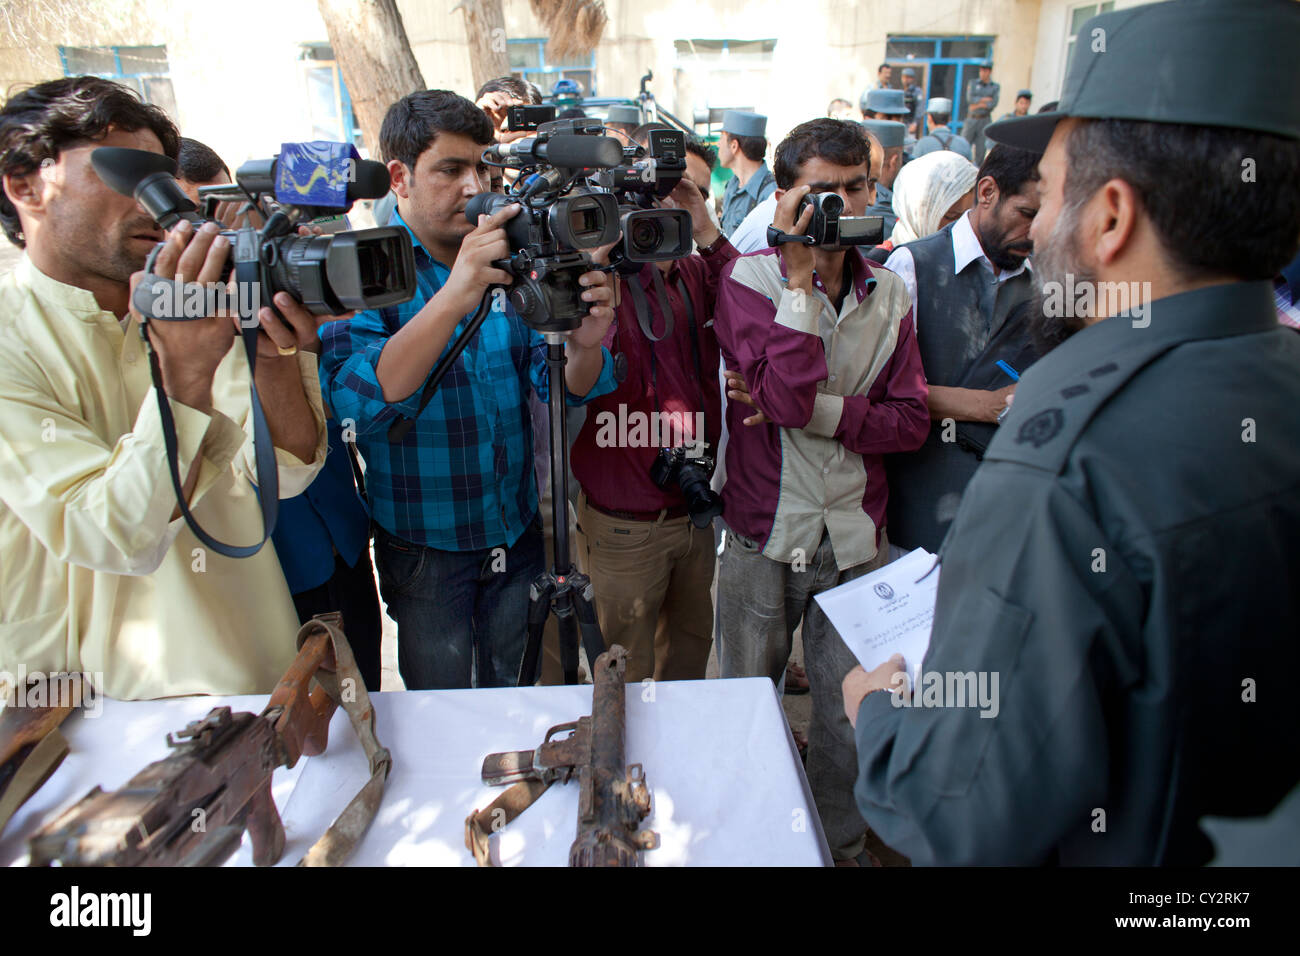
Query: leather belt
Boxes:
[{"xmin": 585, "ymin": 498, "xmax": 690, "ymax": 523}]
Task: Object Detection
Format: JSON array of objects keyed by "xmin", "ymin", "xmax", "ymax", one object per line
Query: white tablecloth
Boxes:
[{"xmin": 2, "ymin": 677, "xmax": 831, "ymax": 867}]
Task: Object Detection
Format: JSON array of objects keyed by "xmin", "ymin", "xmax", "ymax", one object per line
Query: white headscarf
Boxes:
[{"xmin": 889, "ymin": 151, "xmax": 979, "ymax": 246}]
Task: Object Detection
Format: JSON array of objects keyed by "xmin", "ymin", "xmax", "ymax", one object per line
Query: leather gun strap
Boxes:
[
  {"xmin": 465, "ymin": 778, "xmax": 554, "ymax": 867},
  {"xmin": 292, "ymin": 614, "xmax": 393, "ymax": 867},
  {"xmin": 0, "ymin": 729, "xmax": 69, "ymax": 837}
]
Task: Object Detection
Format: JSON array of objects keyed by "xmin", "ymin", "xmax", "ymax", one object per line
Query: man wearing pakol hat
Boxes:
[
  {"xmin": 845, "ymin": 0, "xmax": 1300, "ymax": 865},
  {"xmin": 911, "ymin": 98, "xmax": 972, "ymax": 160},
  {"xmin": 962, "ymin": 60, "xmax": 1000, "ymax": 164},
  {"xmin": 717, "ymin": 110, "xmax": 776, "ymax": 237},
  {"xmin": 999, "ymin": 89, "xmax": 1033, "ymax": 123},
  {"xmin": 861, "ymin": 120, "xmax": 907, "ymax": 233}
]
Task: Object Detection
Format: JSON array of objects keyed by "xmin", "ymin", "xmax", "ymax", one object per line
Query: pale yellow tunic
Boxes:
[{"xmin": 0, "ymin": 256, "xmax": 327, "ymax": 700}]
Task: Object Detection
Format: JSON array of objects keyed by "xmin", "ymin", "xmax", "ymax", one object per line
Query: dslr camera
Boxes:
[
  {"xmin": 474, "ymin": 117, "xmax": 692, "ymax": 332},
  {"xmin": 92, "ymin": 141, "xmax": 417, "ymax": 317},
  {"xmin": 649, "ymin": 443, "xmax": 724, "ymax": 529},
  {"xmin": 767, "ymin": 191, "xmax": 885, "ymax": 249}
]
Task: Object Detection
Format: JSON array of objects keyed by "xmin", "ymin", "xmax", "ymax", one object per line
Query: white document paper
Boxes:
[{"xmin": 814, "ymin": 547, "xmax": 940, "ymax": 684}]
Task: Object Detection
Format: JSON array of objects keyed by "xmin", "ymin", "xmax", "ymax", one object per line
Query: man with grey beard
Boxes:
[{"xmin": 844, "ymin": 0, "xmax": 1300, "ymax": 865}]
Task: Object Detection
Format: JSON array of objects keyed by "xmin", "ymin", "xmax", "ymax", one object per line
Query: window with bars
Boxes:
[
  {"xmin": 508, "ymin": 38, "xmax": 596, "ymax": 97},
  {"xmin": 59, "ymin": 45, "xmax": 178, "ymax": 119}
]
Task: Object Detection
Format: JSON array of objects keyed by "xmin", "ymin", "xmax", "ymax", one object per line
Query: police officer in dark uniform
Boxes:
[
  {"xmin": 963, "ymin": 60, "xmax": 1000, "ymax": 164},
  {"xmin": 845, "ymin": 0, "xmax": 1300, "ymax": 865}
]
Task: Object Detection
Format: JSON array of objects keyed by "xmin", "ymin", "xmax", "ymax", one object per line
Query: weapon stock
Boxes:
[
  {"xmin": 467, "ymin": 644, "xmax": 658, "ymax": 867},
  {"xmin": 27, "ymin": 613, "xmax": 389, "ymax": 867},
  {"xmin": 0, "ymin": 675, "xmax": 82, "ymax": 836}
]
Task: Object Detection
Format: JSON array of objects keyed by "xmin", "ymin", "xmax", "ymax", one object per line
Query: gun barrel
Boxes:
[{"xmin": 569, "ymin": 645, "xmax": 657, "ymax": 867}]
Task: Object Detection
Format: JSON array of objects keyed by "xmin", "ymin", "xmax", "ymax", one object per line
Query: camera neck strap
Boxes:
[
  {"xmin": 137, "ymin": 244, "xmax": 281, "ymax": 558},
  {"xmin": 625, "ymin": 265, "xmax": 709, "ymax": 442}
]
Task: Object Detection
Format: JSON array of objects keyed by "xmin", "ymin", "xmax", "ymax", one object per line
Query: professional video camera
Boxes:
[
  {"xmin": 589, "ymin": 126, "xmax": 692, "ymax": 269},
  {"xmin": 766, "ymin": 191, "xmax": 885, "ymax": 249},
  {"xmin": 475, "ymin": 116, "xmax": 691, "ymax": 332},
  {"xmin": 92, "ymin": 141, "xmax": 416, "ymax": 316},
  {"xmin": 88, "ymin": 141, "xmax": 417, "ymax": 561}
]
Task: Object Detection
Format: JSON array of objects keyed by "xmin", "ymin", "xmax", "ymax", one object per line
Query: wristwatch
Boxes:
[{"xmin": 698, "ymin": 233, "xmax": 728, "ymax": 256}]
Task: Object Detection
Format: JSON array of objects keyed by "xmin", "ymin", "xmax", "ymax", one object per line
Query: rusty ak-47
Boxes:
[
  {"xmin": 28, "ymin": 613, "xmax": 391, "ymax": 867},
  {"xmin": 466, "ymin": 644, "xmax": 658, "ymax": 866}
]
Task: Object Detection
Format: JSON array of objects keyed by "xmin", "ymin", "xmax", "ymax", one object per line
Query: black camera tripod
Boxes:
[
  {"xmin": 386, "ymin": 288, "xmax": 606, "ymax": 686},
  {"xmin": 517, "ymin": 332, "xmax": 607, "ymax": 686}
]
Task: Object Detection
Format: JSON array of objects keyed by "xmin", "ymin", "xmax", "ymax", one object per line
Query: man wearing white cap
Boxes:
[
  {"xmin": 717, "ymin": 110, "xmax": 776, "ymax": 237},
  {"xmin": 912, "ymin": 98, "xmax": 972, "ymax": 160}
]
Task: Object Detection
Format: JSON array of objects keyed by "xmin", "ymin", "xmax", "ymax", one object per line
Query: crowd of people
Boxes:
[{"xmin": 0, "ymin": 0, "xmax": 1297, "ymax": 866}]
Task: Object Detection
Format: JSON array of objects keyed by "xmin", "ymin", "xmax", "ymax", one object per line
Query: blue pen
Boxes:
[{"xmin": 996, "ymin": 360, "xmax": 1020, "ymax": 382}]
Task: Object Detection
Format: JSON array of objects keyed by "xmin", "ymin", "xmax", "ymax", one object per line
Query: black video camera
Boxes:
[
  {"xmin": 648, "ymin": 444, "xmax": 723, "ymax": 529},
  {"xmin": 92, "ymin": 142, "xmax": 417, "ymax": 316},
  {"xmin": 477, "ymin": 117, "xmax": 691, "ymax": 332},
  {"xmin": 589, "ymin": 128, "xmax": 693, "ymax": 269},
  {"xmin": 593, "ymin": 128, "xmax": 688, "ymax": 200},
  {"xmin": 767, "ymin": 192, "xmax": 885, "ymax": 249}
]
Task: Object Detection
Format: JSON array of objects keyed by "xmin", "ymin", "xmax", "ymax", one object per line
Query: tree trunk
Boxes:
[
  {"xmin": 316, "ymin": 0, "xmax": 425, "ymax": 156},
  {"xmin": 455, "ymin": 0, "xmax": 511, "ymax": 95}
]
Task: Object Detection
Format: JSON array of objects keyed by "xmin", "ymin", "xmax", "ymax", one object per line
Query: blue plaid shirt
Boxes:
[{"xmin": 318, "ymin": 211, "xmax": 617, "ymax": 551}]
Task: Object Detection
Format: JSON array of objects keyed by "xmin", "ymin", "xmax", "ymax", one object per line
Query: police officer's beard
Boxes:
[{"xmin": 1029, "ymin": 199, "xmax": 1091, "ymax": 353}]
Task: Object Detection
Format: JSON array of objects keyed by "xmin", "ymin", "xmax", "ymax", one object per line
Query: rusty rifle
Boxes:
[{"xmin": 467, "ymin": 644, "xmax": 658, "ymax": 866}]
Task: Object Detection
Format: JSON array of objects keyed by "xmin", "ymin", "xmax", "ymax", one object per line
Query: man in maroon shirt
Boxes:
[
  {"xmin": 570, "ymin": 136, "xmax": 738, "ymax": 683},
  {"xmin": 714, "ymin": 118, "xmax": 930, "ymax": 862}
]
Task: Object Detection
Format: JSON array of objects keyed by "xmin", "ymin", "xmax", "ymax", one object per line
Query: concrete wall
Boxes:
[{"xmin": 0, "ymin": 0, "xmax": 1045, "ymax": 168}]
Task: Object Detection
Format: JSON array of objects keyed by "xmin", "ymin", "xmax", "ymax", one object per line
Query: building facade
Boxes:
[{"xmin": 0, "ymin": 0, "xmax": 1162, "ymax": 177}]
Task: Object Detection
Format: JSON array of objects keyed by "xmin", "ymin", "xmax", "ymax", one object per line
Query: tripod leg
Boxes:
[
  {"xmin": 554, "ymin": 599, "xmax": 581, "ymax": 685},
  {"xmin": 518, "ymin": 575, "xmax": 556, "ymax": 687},
  {"xmin": 569, "ymin": 572, "xmax": 608, "ymax": 672}
]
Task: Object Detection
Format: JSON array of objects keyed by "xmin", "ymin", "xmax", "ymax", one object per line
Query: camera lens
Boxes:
[
  {"xmin": 630, "ymin": 217, "xmax": 664, "ymax": 255},
  {"xmin": 677, "ymin": 462, "xmax": 724, "ymax": 529}
]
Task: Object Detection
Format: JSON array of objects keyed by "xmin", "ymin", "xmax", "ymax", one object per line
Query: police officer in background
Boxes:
[
  {"xmin": 861, "ymin": 119, "xmax": 906, "ymax": 234},
  {"xmin": 963, "ymin": 59, "xmax": 1000, "ymax": 164},
  {"xmin": 846, "ymin": 0, "xmax": 1300, "ymax": 865}
]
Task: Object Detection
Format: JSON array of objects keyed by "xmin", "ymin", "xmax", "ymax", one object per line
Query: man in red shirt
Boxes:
[{"xmin": 570, "ymin": 136, "xmax": 738, "ymax": 683}]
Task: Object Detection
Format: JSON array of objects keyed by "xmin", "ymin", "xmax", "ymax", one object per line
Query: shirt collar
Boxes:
[
  {"xmin": 952, "ymin": 209, "xmax": 1031, "ymax": 281},
  {"xmin": 390, "ymin": 208, "xmax": 445, "ymax": 271},
  {"xmin": 776, "ymin": 247, "xmax": 878, "ymax": 301},
  {"xmin": 15, "ymin": 254, "xmax": 117, "ymax": 323},
  {"xmin": 739, "ymin": 162, "xmax": 772, "ymax": 199},
  {"xmin": 1025, "ymin": 281, "xmax": 1278, "ymax": 389}
]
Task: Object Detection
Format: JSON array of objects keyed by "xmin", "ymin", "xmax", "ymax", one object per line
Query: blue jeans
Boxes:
[{"xmin": 373, "ymin": 518, "xmax": 544, "ymax": 689}]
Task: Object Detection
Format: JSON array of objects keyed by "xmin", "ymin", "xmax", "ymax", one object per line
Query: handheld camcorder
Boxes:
[
  {"xmin": 766, "ymin": 191, "xmax": 885, "ymax": 249},
  {"xmin": 91, "ymin": 141, "xmax": 417, "ymax": 316},
  {"xmin": 474, "ymin": 117, "xmax": 691, "ymax": 332}
]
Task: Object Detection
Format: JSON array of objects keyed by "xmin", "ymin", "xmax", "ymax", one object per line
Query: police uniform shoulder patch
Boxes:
[{"xmin": 1016, "ymin": 408, "xmax": 1064, "ymax": 448}]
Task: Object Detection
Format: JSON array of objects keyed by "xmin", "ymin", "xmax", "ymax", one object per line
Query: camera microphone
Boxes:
[
  {"xmin": 489, "ymin": 134, "xmax": 623, "ymax": 169},
  {"xmin": 235, "ymin": 156, "xmax": 391, "ymax": 202}
]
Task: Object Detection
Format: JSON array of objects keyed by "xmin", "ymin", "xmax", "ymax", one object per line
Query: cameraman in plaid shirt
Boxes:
[{"xmin": 319, "ymin": 91, "xmax": 618, "ymax": 690}]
